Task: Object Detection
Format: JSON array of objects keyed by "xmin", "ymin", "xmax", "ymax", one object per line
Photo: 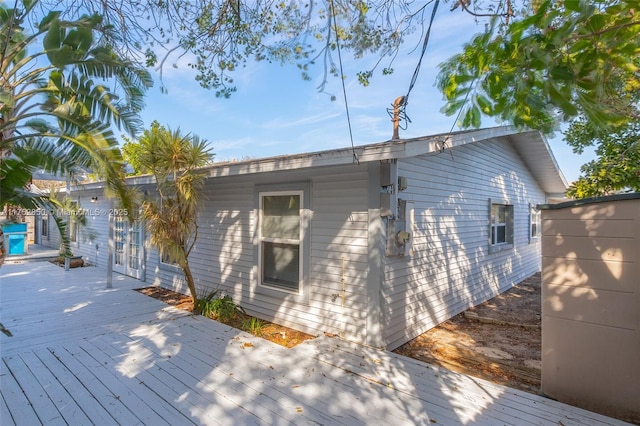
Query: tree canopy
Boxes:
[
  {"xmin": 24, "ymin": 1, "xmax": 640, "ymax": 196},
  {"xmin": 125, "ymin": 121, "xmax": 213, "ymax": 306},
  {"xmin": 0, "ymin": 0, "xmax": 151, "ymax": 261},
  {"xmin": 437, "ymin": 0, "xmax": 639, "ymax": 134},
  {"xmin": 436, "ymin": 1, "xmax": 639, "ymax": 196},
  {"xmin": 565, "ymin": 118, "xmax": 640, "ymax": 198}
]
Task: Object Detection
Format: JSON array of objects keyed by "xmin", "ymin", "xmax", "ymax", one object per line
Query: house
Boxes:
[{"xmin": 43, "ymin": 126, "xmax": 567, "ymax": 350}]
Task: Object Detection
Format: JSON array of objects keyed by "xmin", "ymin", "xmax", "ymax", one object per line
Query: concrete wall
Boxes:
[{"xmin": 540, "ymin": 193, "xmax": 640, "ymax": 423}]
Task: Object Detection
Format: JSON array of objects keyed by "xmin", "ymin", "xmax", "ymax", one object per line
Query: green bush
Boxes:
[
  {"xmin": 197, "ymin": 291, "xmax": 245, "ymax": 322},
  {"xmin": 242, "ymin": 317, "xmax": 264, "ymax": 336}
]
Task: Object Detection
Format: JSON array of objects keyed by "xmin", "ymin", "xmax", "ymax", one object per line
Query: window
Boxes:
[
  {"xmin": 529, "ymin": 204, "xmax": 541, "ymax": 241},
  {"xmin": 259, "ymin": 191, "xmax": 302, "ymax": 293},
  {"xmin": 41, "ymin": 217, "xmax": 48, "ymax": 237},
  {"xmin": 68, "ymin": 201, "xmax": 78, "ymax": 243},
  {"xmin": 160, "ymin": 249, "xmax": 179, "ymax": 266},
  {"xmin": 114, "ymin": 216, "xmax": 125, "ymax": 266},
  {"xmin": 489, "ymin": 199, "xmax": 513, "ymax": 252}
]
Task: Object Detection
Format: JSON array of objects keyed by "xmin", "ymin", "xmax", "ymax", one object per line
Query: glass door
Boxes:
[{"xmin": 112, "ymin": 216, "xmax": 143, "ymax": 279}]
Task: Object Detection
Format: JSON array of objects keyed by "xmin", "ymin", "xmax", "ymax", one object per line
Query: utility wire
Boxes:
[
  {"xmin": 330, "ymin": 0, "xmax": 359, "ymax": 165},
  {"xmin": 405, "ymin": 0, "xmax": 440, "ymax": 104},
  {"xmin": 387, "ymin": 0, "xmax": 441, "ymax": 132}
]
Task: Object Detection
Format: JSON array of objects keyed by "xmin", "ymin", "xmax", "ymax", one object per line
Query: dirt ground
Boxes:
[
  {"xmin": 137, "ymin": 273, "xmax": 542, "ymax": 394},
  {"xmin": 394, "ymin": 273, "xmax": 542, "ymax": 394},
  {"xmin": 135, "ymin": 287, "xmax": 314, "ymax": 348}
]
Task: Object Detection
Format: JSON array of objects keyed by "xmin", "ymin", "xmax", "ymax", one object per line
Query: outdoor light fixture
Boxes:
[{"xmin": 90, "ymin": 196, "xmax": 98, "ymax": 203}]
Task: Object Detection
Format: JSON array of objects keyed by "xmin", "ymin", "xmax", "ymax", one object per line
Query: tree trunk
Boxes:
[{"xmin": 181, "ymin": 260, "xmax": 199, "ymax": 313}]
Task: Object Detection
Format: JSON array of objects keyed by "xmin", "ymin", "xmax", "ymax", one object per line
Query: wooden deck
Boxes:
[{"xmin": 0, "ymin": 262, "xmax": 631, "ymax": 425}]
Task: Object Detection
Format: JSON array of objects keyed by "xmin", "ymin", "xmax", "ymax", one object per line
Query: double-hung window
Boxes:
[
  {"xmin": 161, "ymin": 250, "xmax": 178, "ymax": 266},
  {"xmin": 259, "ymin": 191, "xmax": 303, "ymax": 293},
  {"xmin": 68, "ymin": 200, "xmax": 79, "ymax": 244},
  {"xmin": 41, "ymin": 216, "xmax": 48, "ymax": 237},
  {"xmin": 529, "ymin": 203, "xmax": 541, "ymax": 242},
  {"xmin": 489, "ymin": 199, "xmax": 513, "ymax": 252}
]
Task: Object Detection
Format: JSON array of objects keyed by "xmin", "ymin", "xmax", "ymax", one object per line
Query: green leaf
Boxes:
[
  {"xmin": 587, "ymin": 14, "xmax": 606, "ymax": 32},
  {"xmin": 24, "ymin": 119, "xmax": 53, "ymax": 133},
  {"xmin": 476, "ymin": 94, "xmax": 492, "ymax": 114},
  {"xmin": 43, "ymin": 15, "xmax": 62, "ymax": 51},
  {"xmin": 38, "ymin": 10, "xmax": 61, "ymax": 31},
  {"xmin": 550, "ymin": 65, "xmax": 574, "ymax": 82},
  {"xmin": 470, "ymin": 105, "xmax": 481, "ymax": 128}
]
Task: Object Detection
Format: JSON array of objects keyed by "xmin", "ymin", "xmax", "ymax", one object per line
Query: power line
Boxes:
[
  {"xmin": 406, "ymin": 0, "xmax": 441, "ymax": 104},
  {"xmin": 330, "ymin": 0, "xmax": 359, "ymax": 165},
  {"xmin": 387, "ymin": 0, "xmax": 441, "ymax": 133}
]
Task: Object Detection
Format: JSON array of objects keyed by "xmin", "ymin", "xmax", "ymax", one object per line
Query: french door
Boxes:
[{"xmin": 113, "ymin": 216, "xmax": 144, "ymax": 279}]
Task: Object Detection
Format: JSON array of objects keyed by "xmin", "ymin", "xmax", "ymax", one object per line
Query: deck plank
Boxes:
[
  {"xmin": 62, "ymin": 342, "xmax": 173, "ymax": 426},
  {"xmin": 93, "ymin": 322, "xmax": 344, "ymax": 425},
  {"xmin": 17, "ymin": 351, "xmax": 92, "ymax": 425},
  {"xmin": 1, "ymin": 262, "xmax": 633, "ymax": 426},
  {"xmin": 184, "ymin": 319, "xmax": 438, "ymax": 425},
  {"xmin": 3, "ymin": 354, "xmax": 66, "ymax": 425},
  {"xmin": 31, "ymin": 347, "xmax": 118, "ymax": 426},
  {"xmin": 0, "ymin": 358, "xmax": 40, "ymax": 426},
  {"xmin": 302, "ymin": 335, "xmax": 628, "ymax": 426},
  {"xmin": 45, "ymin": 344, "xmax": 142, "ymax": 425},
  {"xmin": 81, "ymin": 336, "xmax": 228, "ymax": 426},
  {"xmin": 0, "ymin": 387, "xmax": 16, "ymax": 426}
]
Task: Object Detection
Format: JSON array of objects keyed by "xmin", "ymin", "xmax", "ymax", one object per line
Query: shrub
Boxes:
[
  {"xmin": 197, "ymin": 291, "xmax": 245, "ymax": 322},
  {"xmin": 242, "ymin": 317, "xmax": 265, "ymax": 336}
]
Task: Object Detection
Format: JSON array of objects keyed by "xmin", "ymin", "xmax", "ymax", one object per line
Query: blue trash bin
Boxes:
[{"xmin": 2, "ymin": 223, "xmax": 28, "ymax": 255}]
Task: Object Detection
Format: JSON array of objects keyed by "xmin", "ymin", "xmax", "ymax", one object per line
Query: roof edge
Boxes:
[{"xmin": 538, "ymin": 192, "xmax": 640, "ymax": 210}]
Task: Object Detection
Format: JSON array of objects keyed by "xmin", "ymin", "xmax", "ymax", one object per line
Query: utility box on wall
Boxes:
[
  {"xmin": 538, "ymin": 193, "xmax": 640, "ymax": 423},
  {"xmin": 386, "ymin": 199, "xmax": 414, "ymax": 257}
]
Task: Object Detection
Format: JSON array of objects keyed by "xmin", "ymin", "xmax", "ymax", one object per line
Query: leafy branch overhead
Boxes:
[
  {"xmin": 44, "ymin": 0, "xmax": 424, "ymax": 97},
  {"xmin": 437, "ymin": 0, "xmax": 640, "ymax": 134},
  {"xmin": 17, "ymin": 0, "xmax": 640, "ymax": 198},
  {"xmin": 565, "ymin": 115, "xmax": 640, "ymax": 198},
  {"xmin": 125, "ymin": 122, "xmax": 214, "ymax": 308},
  {"xmin": 1, "ymin": 1, "xmax": 151, "ymax": 261}
]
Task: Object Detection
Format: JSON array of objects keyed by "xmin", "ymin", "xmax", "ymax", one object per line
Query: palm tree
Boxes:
[
  {"xmin": 0, "ymin": 1, "xmax": 152, "ymax": 264},
  {"xmin": 131, "ymin": 122, "xmax": 213, "ymax": 308}
]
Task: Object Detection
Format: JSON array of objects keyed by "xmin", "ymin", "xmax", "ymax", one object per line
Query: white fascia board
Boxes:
[{"xmin": 206, "ymin": 126, "xmax": 521, "ymax": 178}]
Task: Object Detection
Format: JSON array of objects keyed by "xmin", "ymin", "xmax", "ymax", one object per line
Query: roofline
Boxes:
[
  {"xmin": 69, "ymin": 126, "xmax": 567, "ymax": 196},
  {"xmin": 507, "ymin": 131, "xmax": 569, "ymax": 194},
  {"xmin": 203, "ymin": 126, "xmax": 522, "ymax": 178},
  {"xmin": 538, "ymin": 132, "xmax": 569, "ymax": 187},
  {"xmin": 538, "ymin": 192, "xmax": 640, "ymax": 210}
]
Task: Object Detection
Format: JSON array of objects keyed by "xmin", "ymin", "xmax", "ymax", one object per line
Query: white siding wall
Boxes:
[
  {"xmin": 43, "ymin": 189, "xmax": 145, "ymax": 274},
  {"xmin": 382, "ymin": 138, "xmax": 545, "ymax": 349},
  {"xmin": 39, "ymin": 191, "xmax": 108, "ymax": 257},
  {"xmin": 59, "ymin": 135, "xmax": 548, "ymax": 349},
  {"xmin": 73, "ymin": 191, "xmax": 111, "ymax": 266},
  {"xmin": 147, "ymin": 165, "xmax": 371, "ymax": 342},
  {"xmin": 39, "ymin": 211, "xmax": 58, "ymax": 250}
]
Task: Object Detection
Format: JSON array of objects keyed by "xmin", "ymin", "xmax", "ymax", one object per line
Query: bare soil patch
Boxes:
[
  {"xmin": 137, "ymin": 274, "xmax": 541, "ymax": 391},
  {"xmin": 394, "ymin": 273, "xmax": 542, "ymax": 394},
  {"xmin": 135, "ymin": 287, "xmax": 314, "ymax": 348},
  {"xmin": 50, "ymin": 257, "xmax": 87, "ymax": 268}
]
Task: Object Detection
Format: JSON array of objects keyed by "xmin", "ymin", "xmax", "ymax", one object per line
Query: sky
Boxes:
[{"xmin": 137, "ymin": 8, "xmax": 594, "ymax": 185}]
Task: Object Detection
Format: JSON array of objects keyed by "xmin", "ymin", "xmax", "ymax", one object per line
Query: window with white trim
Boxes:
[
  {"xmin": 41, "ymin": 216, "xmax": 48, "ymax": 237},
  {"xmin": 259, "ymin": 191, "xmax": 303, "ymax": 293},
  {"xmin": 160, "ymin": 249, "xmax": 179, "ymax": 266},
  {"xmin": 529, "ymin": 204, "xmax": 541, "ymax": 241},
  {"xmin": 489, "ymin": 199, "xmax": 513, "ymax": 251},
  {"xmin": 69, "ymin": 200, "xmax": 78, "ymax": 243}
]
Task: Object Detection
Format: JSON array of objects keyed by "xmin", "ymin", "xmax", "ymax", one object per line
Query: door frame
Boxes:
[{"xmin": 112, "ymin": 216, "xmax": 144, "ymax": 280}]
